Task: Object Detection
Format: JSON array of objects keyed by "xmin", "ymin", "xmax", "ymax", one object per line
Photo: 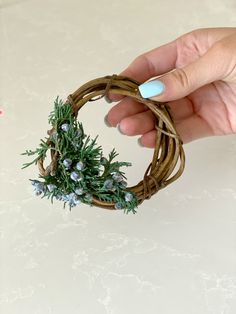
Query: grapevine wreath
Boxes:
[{"xmin": 22, "ymin": 74, "xmax": 185, "ymax": 214}]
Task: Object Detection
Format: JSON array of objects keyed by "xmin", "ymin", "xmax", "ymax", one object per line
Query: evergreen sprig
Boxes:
[{"xmin": 22, "ymin": 97, "xmax": 138, "ymax": 214}]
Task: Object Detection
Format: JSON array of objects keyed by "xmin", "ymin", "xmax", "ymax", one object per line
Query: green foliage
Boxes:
[
  {"xmin": 22, "ymin": 97, "xmax": 138, "ymax": 214},
  {"xmin": 21, "ymin": 140, "xmax": 49, "ymax": 169}
]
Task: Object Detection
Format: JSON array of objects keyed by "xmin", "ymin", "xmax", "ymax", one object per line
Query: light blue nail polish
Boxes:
[
  {"xmin": 138, "ymin": 80, "xmax": 165, "ymax": 98},
  {"xmin": 137, "ymin": 138, "xmax": 144, "ymax": 147},
  {"xmin": 117, "ymin": 123, "xmax": 124, "ymax": 135},
  {"xmin": 104, "ymin": 114, "xmax": 112, "ymax": 127}
]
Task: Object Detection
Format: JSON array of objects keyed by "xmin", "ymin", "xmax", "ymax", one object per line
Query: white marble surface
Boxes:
[{"xmin": 0, "ymin": 0, "xmax": 236, "ymax": 313}]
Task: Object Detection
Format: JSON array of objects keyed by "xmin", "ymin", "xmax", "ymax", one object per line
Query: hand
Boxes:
[{"xmin": 105, "ymin": 27, "xmax": 236, "ymax": 146}]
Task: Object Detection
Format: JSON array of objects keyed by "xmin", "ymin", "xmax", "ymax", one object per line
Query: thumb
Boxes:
[{"xmin": 138, "ymin": 43, "xmax": 227, "ymax": 102}]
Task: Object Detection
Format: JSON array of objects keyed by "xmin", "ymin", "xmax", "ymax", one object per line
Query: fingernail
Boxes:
[
  {"xmin": 117, "ymin": 123, "xmax": 124, "ymax": 135},
  {"xmin": 137, "ymin": 138, "xmax": 144, "ymax": 147},
  {"xmin": 104, "ymin": 94, "xmax": 113, "ymax": 103},
  {"xmin": 104, "ymin": 114, "xmax": 112, "ymax": 127},
  {"xmin": 138, "ymin": 80, "xmax": 165, "ymax": 98}
]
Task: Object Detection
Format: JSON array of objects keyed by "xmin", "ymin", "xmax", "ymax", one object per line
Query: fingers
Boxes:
[
  {"xmin": 138, "ymin": 38, "xmax": 234, "ymax": 102},
  {"xmin": 199, "ymin": 27, "xmax": 236, "ymax": 46},
  {"xmin": 105, "ymin": 28, "xmax": 236, "ymax": 147},
  {"xmin": 105, "ymin": 96, "xmax": 212, "ymax": 145},
  {"xmin": 120, "ymin": 40, "xmax": 177, "ymax": 82},
  {"xmin": 105, "ymin": 97, "xmax": 149, "ymax": 127},
  {"xmin": 138, "ymin": 115, "xmax": 213, "ymax": 146},
  {"xmin": 108, "ymin": 40, "xmax": 177, "ymax": 102},
  {"xmin": 105, "ymin": 97, "xmax": 196, "ymax": 142},
  {"xmin": 105, "ymin": 99, "xmax": 211, "ymax": 143},
  {"xmin": 117, "ymin": 110, "xmax": 156, "ymax": 136},
  {"xmin": 167, "ymin": 97, "xmax": 194, "ymax": 122},
  {"xmin": 137, "ymin": 130, "xmax": 157, "ymax": 148},
  {"xmin": 106, "ymin": 96, "xmax": 195, "ymax": 128},
  {"xmin": 109, "ymin": 27, "xmax": 236, "ymax": 102},
  {"xmin": 175, "ymin": 116, "xmax": 213, "ymax": 143}
]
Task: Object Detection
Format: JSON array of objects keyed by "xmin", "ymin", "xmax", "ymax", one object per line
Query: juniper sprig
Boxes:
[{"xmin": 22, "ymin": 97, "xmax": 138, "ymax": 214}]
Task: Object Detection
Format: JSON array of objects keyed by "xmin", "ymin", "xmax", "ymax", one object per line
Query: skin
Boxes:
[{"xmin": 105, "ymin": 27, "xmax": 236, "ymax": 147}]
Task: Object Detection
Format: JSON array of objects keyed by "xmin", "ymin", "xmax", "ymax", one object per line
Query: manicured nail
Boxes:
[
  {"xmin": 137, "ymin": 138, "xmax": 144, "ymax": 147},
  {"xmin": 117, "ymin": 123, "xmax": 124, "ymax": 135},
  {"xmin": 104, "ymin": 94, "xmax": 113, "ymax": 103},
  {"xmin": 138, "ymin": 80, "xmax": 165, "ymax": 98},
  {"xmin": 104, "ymin": 114, "xmax": 112, "ymax": 127}
]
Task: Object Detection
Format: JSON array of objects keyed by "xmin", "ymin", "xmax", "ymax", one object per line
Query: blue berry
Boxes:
[
  {"xmin": 61, "ymin": 194, "xmax": 70, "ymax": 202},
  {"xmin": 119, "ymin": 180, "xmax": 127, "ymax": 188},
  {"xmin": 32, "ymin": 181, "xmax": 45, "ymax": 195},
  {"xmin": 75, "ymin": 188, "xmax": 84, "ymax": 195},
  {"xmin": 70, "ymin": 172, "xmax": 79, "ymax": 181},
  {"xmin": 63, "ymin": 158, "xmax": 72, "ymax": 169},
  {"xmin": 61, "ymin": 123, "xmax": 70, "ymax": 132},
  {"xmin": 73, "ymin": 197, "xmax": 81, "ymax": 206},
  {"xmin": 112, "ymin": 172, "xmax": 123, "ymax": 182},
  {"xmin": 115, "ymin": 202, "xmax": 123, "ymax": 210},
  {"xmin": 84, "ymin": 193, "xmax": 93, "ymax": 203},
  {"xmin": 47, "ymin": 184, "xmax": 56, "ymax": 192},
  {"xmin": 103, "ymin": 179, "xmax": 113, "ymax": 190},
  {"xmin": 76, "ymin": 161, "xmax": 85, "ymax": 171},
  {"xmin": 55, "ymin": 194, "xmax": 63, "ymax": 201},
  {"xmin": 35, "ymin": 190, "xmax": 43, "ymax": 196},
  {"xmin": 125, "ymin": 192, "xmax": 133, "ymax": 202},
  {"xmin": 62, "ymin": 193, "xmax": 81, "ymax": 207},
  {"xmin": 70, "ymin": 171, "xmax": 83, "ymax": 182}
]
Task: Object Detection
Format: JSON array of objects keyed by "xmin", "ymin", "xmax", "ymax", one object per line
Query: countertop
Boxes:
[{"xmin": 0, "ymin": 0, "xmax": 236, "ymax": 313}]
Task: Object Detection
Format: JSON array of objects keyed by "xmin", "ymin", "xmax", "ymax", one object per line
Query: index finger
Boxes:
[{"xmin": 108, "ymin": 40, "xmax": 177, "ymax": 102}]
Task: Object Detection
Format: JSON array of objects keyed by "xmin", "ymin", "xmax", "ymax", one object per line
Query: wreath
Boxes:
[{"xmin": 22, "ymin": 74, "xmax": 185, "ymax": 214}]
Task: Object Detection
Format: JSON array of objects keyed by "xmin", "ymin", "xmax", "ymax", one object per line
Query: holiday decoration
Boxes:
[{"xmin": 22, "ymin": 75, "xmax": 185, "ymax": 214}]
